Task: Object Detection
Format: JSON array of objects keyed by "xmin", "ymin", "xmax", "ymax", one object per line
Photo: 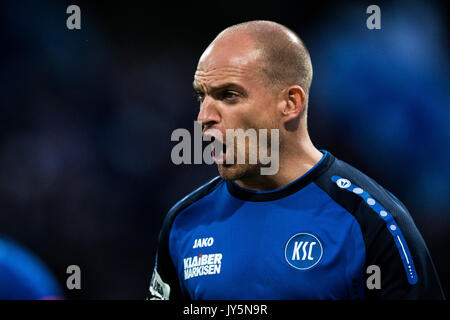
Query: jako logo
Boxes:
[
  {"xmin": 285, "ymin": 233, "xmax": 323, "ymax": 270},
  {"xmin": 193, "ymin": 237, "xmax": 214, "ymax": 249}
]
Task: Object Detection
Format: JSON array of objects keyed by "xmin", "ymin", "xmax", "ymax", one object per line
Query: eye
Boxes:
[
  {"xmin": 194, "ymin": 91, "xmax": 205, "ymax": 103},
  {"xmin": 221, "ymin": 91, "xmax": 239, "ymax": 101}
]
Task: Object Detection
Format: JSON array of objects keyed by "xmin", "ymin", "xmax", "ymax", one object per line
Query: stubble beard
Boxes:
[{"xmin": 217, "ymin": 162, "xmax": 261, "ymax": 181}]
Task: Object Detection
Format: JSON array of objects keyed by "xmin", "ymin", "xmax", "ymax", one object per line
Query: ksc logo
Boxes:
[{"xmin": 285, "ymin": 233, "xmax": 323, "ymax": 270}]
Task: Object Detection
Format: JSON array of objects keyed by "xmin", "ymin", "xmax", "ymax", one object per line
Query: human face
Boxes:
[{"xmin": 194, "ymin": 36, "xmax": 281, "ymax": 181}]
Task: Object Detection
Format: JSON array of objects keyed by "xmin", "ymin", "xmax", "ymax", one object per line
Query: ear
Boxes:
[{"xmin": 280, "ymin": 85, "xmax": 306, "ymax": 122}]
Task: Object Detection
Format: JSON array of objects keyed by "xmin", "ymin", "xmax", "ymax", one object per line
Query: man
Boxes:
[{"xmin": 148, "ymin": 21, "xmax": 444, "ymax": 300}]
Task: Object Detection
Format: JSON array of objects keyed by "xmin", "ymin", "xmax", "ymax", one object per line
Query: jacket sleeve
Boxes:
[{"xmin": 360, "ymin": 200, "xmax": 445, "ymax": 300}]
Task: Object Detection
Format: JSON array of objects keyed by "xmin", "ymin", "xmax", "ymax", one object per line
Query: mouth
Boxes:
[
  {"xmin": 203, "ymin": 129, "xmax": 228, "ymax": 164},
  {"xmin": 211, "ymin": 136, "xmax": 227, "ymax": 164}
]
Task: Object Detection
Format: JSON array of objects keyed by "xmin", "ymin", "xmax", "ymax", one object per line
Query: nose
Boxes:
[{"xmin": 196, "ymin": 96, "xmax": 220, "ymax": 128}]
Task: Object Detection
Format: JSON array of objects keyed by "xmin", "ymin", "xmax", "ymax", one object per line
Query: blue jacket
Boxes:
[{"xmin": 148, "ymin": 151, "xmax": 444, "ymax": 300}]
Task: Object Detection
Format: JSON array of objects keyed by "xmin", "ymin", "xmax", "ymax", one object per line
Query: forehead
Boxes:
[{"xmin": 194, "ymin": 35, "xmax": 263, "ymax": 89}]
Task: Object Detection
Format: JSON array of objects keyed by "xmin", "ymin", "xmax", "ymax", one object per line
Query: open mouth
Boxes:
[{"xmin": 211, "ymin": 136, "xmax": 227, "ymax": 164}]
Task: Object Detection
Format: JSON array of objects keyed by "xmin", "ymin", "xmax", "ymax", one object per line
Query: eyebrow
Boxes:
[{"xmin": 192, "ymin": 82, "xmax": 247, "ymax": 96}]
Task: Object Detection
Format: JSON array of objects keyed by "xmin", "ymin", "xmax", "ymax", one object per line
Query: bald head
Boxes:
[
  {"xmin": 195, "ymin": 21, "xmax": 318, "ymax": 183},
  {"xmin": 206, "ymin": 20, "xmax": 313, "ymax": 98}
]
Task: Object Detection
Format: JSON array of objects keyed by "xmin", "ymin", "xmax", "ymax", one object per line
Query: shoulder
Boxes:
[
  {"xmin": 314, "ymin": 152, "xmax": 444, "ymax": 299},
  {"xmin": 313, "ymin": 153, "xmax": 416, "ymax": 246},
  {"xmin": 314, "ymin": 154, "xmax": 406, "ymax": 219},
  {"xmin": 151, "ymin": 176, "xmax": 224, "ymax": 300},
  {"xmin": 313, "ymin": 152, "xmax": 417, "ymax": 248},
  {"xmin": 161, "ymin": 176, "xmax": 224, "ymax": 231},
  {"xmin": 157, "ymin": 175, "xmax": 224, "ymax": 251}
]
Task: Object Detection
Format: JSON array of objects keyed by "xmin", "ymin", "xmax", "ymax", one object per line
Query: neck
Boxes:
[{"xmin": 234, "ymin": 134, "xmax": 323, "ymax": 191}]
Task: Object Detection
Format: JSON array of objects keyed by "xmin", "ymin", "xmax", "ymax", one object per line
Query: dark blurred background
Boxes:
[{"xmin": 0, "ymin": 0, "xmax": 448, "ymax": 299}]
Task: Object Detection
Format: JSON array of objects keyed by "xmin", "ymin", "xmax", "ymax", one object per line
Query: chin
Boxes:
[
  {"xmin": 217, "ymin": 164, "xmax": 247, "ymax": 181},
  {"xmin": 217, "ymin": 163, "xmax": 259, "ymax": 181}
]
